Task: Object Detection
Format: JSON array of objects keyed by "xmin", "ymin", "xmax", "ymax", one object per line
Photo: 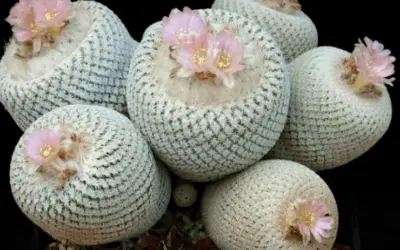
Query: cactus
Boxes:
[
  {"xmin": 201, "ymin": 159, "xmax": 338, "ymax": 250},
  {"xmin": 9, "ymin": 104, "xmax": 171, "ymax": 245},
  {"xmin": 0, "ymin": 1, "xmax": 138, "ymax": 130},
  {"xmin": 268, "ymin": 43, "xmax": 393, "ymax": 171},
  {"xmin": 127, "ymin": 8, "xmax": 289, "ymax": 182},
  {"xmin": 172, "ymin": 179, "xmax": 198, "ymax": 208},
  {"xmin": 211, "ymin": 0, "xmax": 318, "ymax": 62}
]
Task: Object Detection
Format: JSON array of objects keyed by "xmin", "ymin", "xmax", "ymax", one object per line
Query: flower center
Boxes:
[
  {"xmin": 45, "ymin": 10, "xmax": 59, "ymax": 21},
  {"xmin": 215, "ymin": 51, "xmax": 232, "ymax": 71},
  {"xmin": 30, "ymin": 22, "xmax": 41, "ymax": 34},
  {"xmin": 40, "ymin": 144, "xmax": 55, "ymax": 158},
  {"xmin": 193, "ymin": 48, "xmax": 207, "ymax": 67},
  {"xmin": 300, "ymin": 211, "xmax": 315, "ymax": 227}
]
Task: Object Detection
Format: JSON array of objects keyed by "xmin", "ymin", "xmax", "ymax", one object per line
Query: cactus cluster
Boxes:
[{"xmin": 1, "ymin": 0, "xmax": 394, "ymax": 249}]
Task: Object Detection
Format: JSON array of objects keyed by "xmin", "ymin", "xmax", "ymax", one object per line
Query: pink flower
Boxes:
[
  {"xmin": 295, "ymin": 200, "xmax": 334, "ymax": 246},
  {"xmin": 175, "ymin": 33, "xmax": 210, "ymax": 77},
  {"xmin": 5, "ymin": 0, "xmax": 33, "ymax": 27},
  {"xmin": 354, "ymin": 37, "xmax": 396, "ymax": 86},
  {"xmin": 162, "ymin": 7, "xmax": 208, "ymax": 47},
  {"xmin": 206, "ymin": 31, "xmax": 245, "ymax": 88},
  {"xmin": 5, "ymin": 0, "xmax": 44, "ymax": 43},
  {"xmin": 25, "ymin": 129, "xmax": 61, "ymax": 165},
  {"xmin": 32, "ymin": 0, "xmax": 73, "ymax": 29}
]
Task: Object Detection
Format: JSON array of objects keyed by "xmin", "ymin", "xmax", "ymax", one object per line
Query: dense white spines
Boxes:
[
  {"xmin": 10, "ymin": 104, "xmax": 171, "ymax": 245},
  {"xmin": 212, "ymin": 0, "xmax": 318, "ymax": 62},
  {"xmin": 201, "ymin": 160, "xmax": 338, "ymax": 250},
  {"xmin": 268, "ymin": 46, "xmax": 392, "ymax": 171},
  {"xmin": 127, "ymin": 8, "xmax": 289, "ymax": 182},
  {"xmin": 0, "ymin": 1, "xmax": 138, "ymax": 131}
]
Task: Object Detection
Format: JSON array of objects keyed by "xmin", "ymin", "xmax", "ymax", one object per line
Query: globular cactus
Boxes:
[
  {"xmin": 142, "ymin": 22, "xmax": 162, "ymax": 39},
  {"xmin": 9, "ymin": 104, "xmax": 171, "ymax": 246},
  {"xmin": 127, "ymin": 8, "xmax": 289, "ymax": 182},
  {"xmin": 212, "ymin": 0, "xmax": 318, "ymax": 62},
  {"xmin": 268, "ymin": 40, "xmax": 394, "ymax": 171},
  {"xmin": 201, "ymin": 160, "xmax": 338, "ymax": 250},
  {"xmin": 172, "ymin": 179, "xmax": 198, "ymax": 208},
  {"xmin": 0, "ymin": 0, "xmax": 138, "ymax": 131}
]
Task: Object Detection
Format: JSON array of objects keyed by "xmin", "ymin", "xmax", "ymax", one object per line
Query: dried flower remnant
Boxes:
[
  {"xmin": 5, "ymin": 0, "xmax": 73, "ymax": 57},
  {"xmin": 342, "ymin": 37, "xmax": 395, "ymax": 97},
  {"xmin": 25, "ymin": 123, "xmax": 89, "ymax": 189},
  {"xmin": 292, "ymin": 199, "xmax": 334, "ymax": 246},
  {"xmin": 258, "ymin": 0, "xmax": 302, "ymax": 14}
]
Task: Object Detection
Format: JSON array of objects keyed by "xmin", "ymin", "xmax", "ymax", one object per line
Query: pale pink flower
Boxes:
[
  {"xmin": 5, "ymin": 0, "xmax": 45, "ymax": 44},
  {"xmin": 295, "ymin": 200, "xmax": 334, "ymax": 246},
  {"xmin": 354, "ymin": 37, "xmax": 396, "ymax": 86},
  {"xmin": 162, "ymin": 7, "xmax": 208, "ymax": 47},
  {"xmin": 25, "ymin": 129, "xmax": 61, "ymax": 165},
  {"xmin": 5, "ymin": 0, "xmax": 33, "ymax": 27},
  {"xmin": 33, "ymin": 0, "xmax": 73, "ymax": 29},
  {"xmin": 175, "ymin": 33, "xmax": 210, "ymax": 77},
  {"xmin": 11, "ymin": 13, "xmax": 45, "ymax": 49},
  {"xmin": 206, "ymin": 31, "xmax": 245, "ymax": 88}
]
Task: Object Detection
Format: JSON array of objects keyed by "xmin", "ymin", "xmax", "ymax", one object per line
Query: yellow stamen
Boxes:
[
  {"xmin": 300, "ymin": 211, "xmax": 315, "ymax": 228},
  {"xmin": 176, "ymin": 28, "xmax": 188, "ymax": 40},
  {"xmin": 45, "ymin": 11, "xmax": 59, "ymax": 21},
  {"xmin": 30, "ymin": 22, "xmax": 41, "ymax": 34},
  {"xmin": 193, "ymin": 48, "xmax": 207, "ymax": 67},
  {"xmin": 215, "ymin": 51, "xmax": 232, "ymax": 71},
  {"xmin": 40, "ymin": 144, "xmax": 55, "ymax": 158}
]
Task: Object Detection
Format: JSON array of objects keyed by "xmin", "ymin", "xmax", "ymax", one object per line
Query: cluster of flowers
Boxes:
[
  {"xmin": 6, "ymin": 0, "xmax": 73, "ymax": 55},
  {"xmin": 342, "ymin": 37, "xmax": 395, "ymax": 95},
  {"xmin": 162, "ymin": 7, "xmax": 245, "ymax": 88},
  {"xmin": 25, "ymin": 122, "xmax": 88, "ymax": 189}
]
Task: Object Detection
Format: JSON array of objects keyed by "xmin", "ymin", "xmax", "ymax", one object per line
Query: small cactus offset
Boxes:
[{"xmin": 173, "ymin": 179, "xmax": 198, "ymax": 208}]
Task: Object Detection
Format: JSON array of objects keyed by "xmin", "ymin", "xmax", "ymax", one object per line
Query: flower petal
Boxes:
[
  {"xmin": 311, "ymin": 228, "xmax": 323, "ymax": 243},
  {"xmin": 316, "ymin": 217, "xmax": 334, "ymax": 229}
]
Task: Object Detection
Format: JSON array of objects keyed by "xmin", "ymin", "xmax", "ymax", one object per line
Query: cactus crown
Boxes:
[
  {"xmin": 6, "ymin": 0, "xmax": 73, "ymax": 58},
  {"xmin": 285, "ymin": 198, "xmax": 334, "ymax": 246},
  {"xmin": 25, "ymin": 122, "xmax": 90, "ymax": 189},
  {"xmin": 342, "ymin": 37, "xmax": 395, "ymax": 98}
]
